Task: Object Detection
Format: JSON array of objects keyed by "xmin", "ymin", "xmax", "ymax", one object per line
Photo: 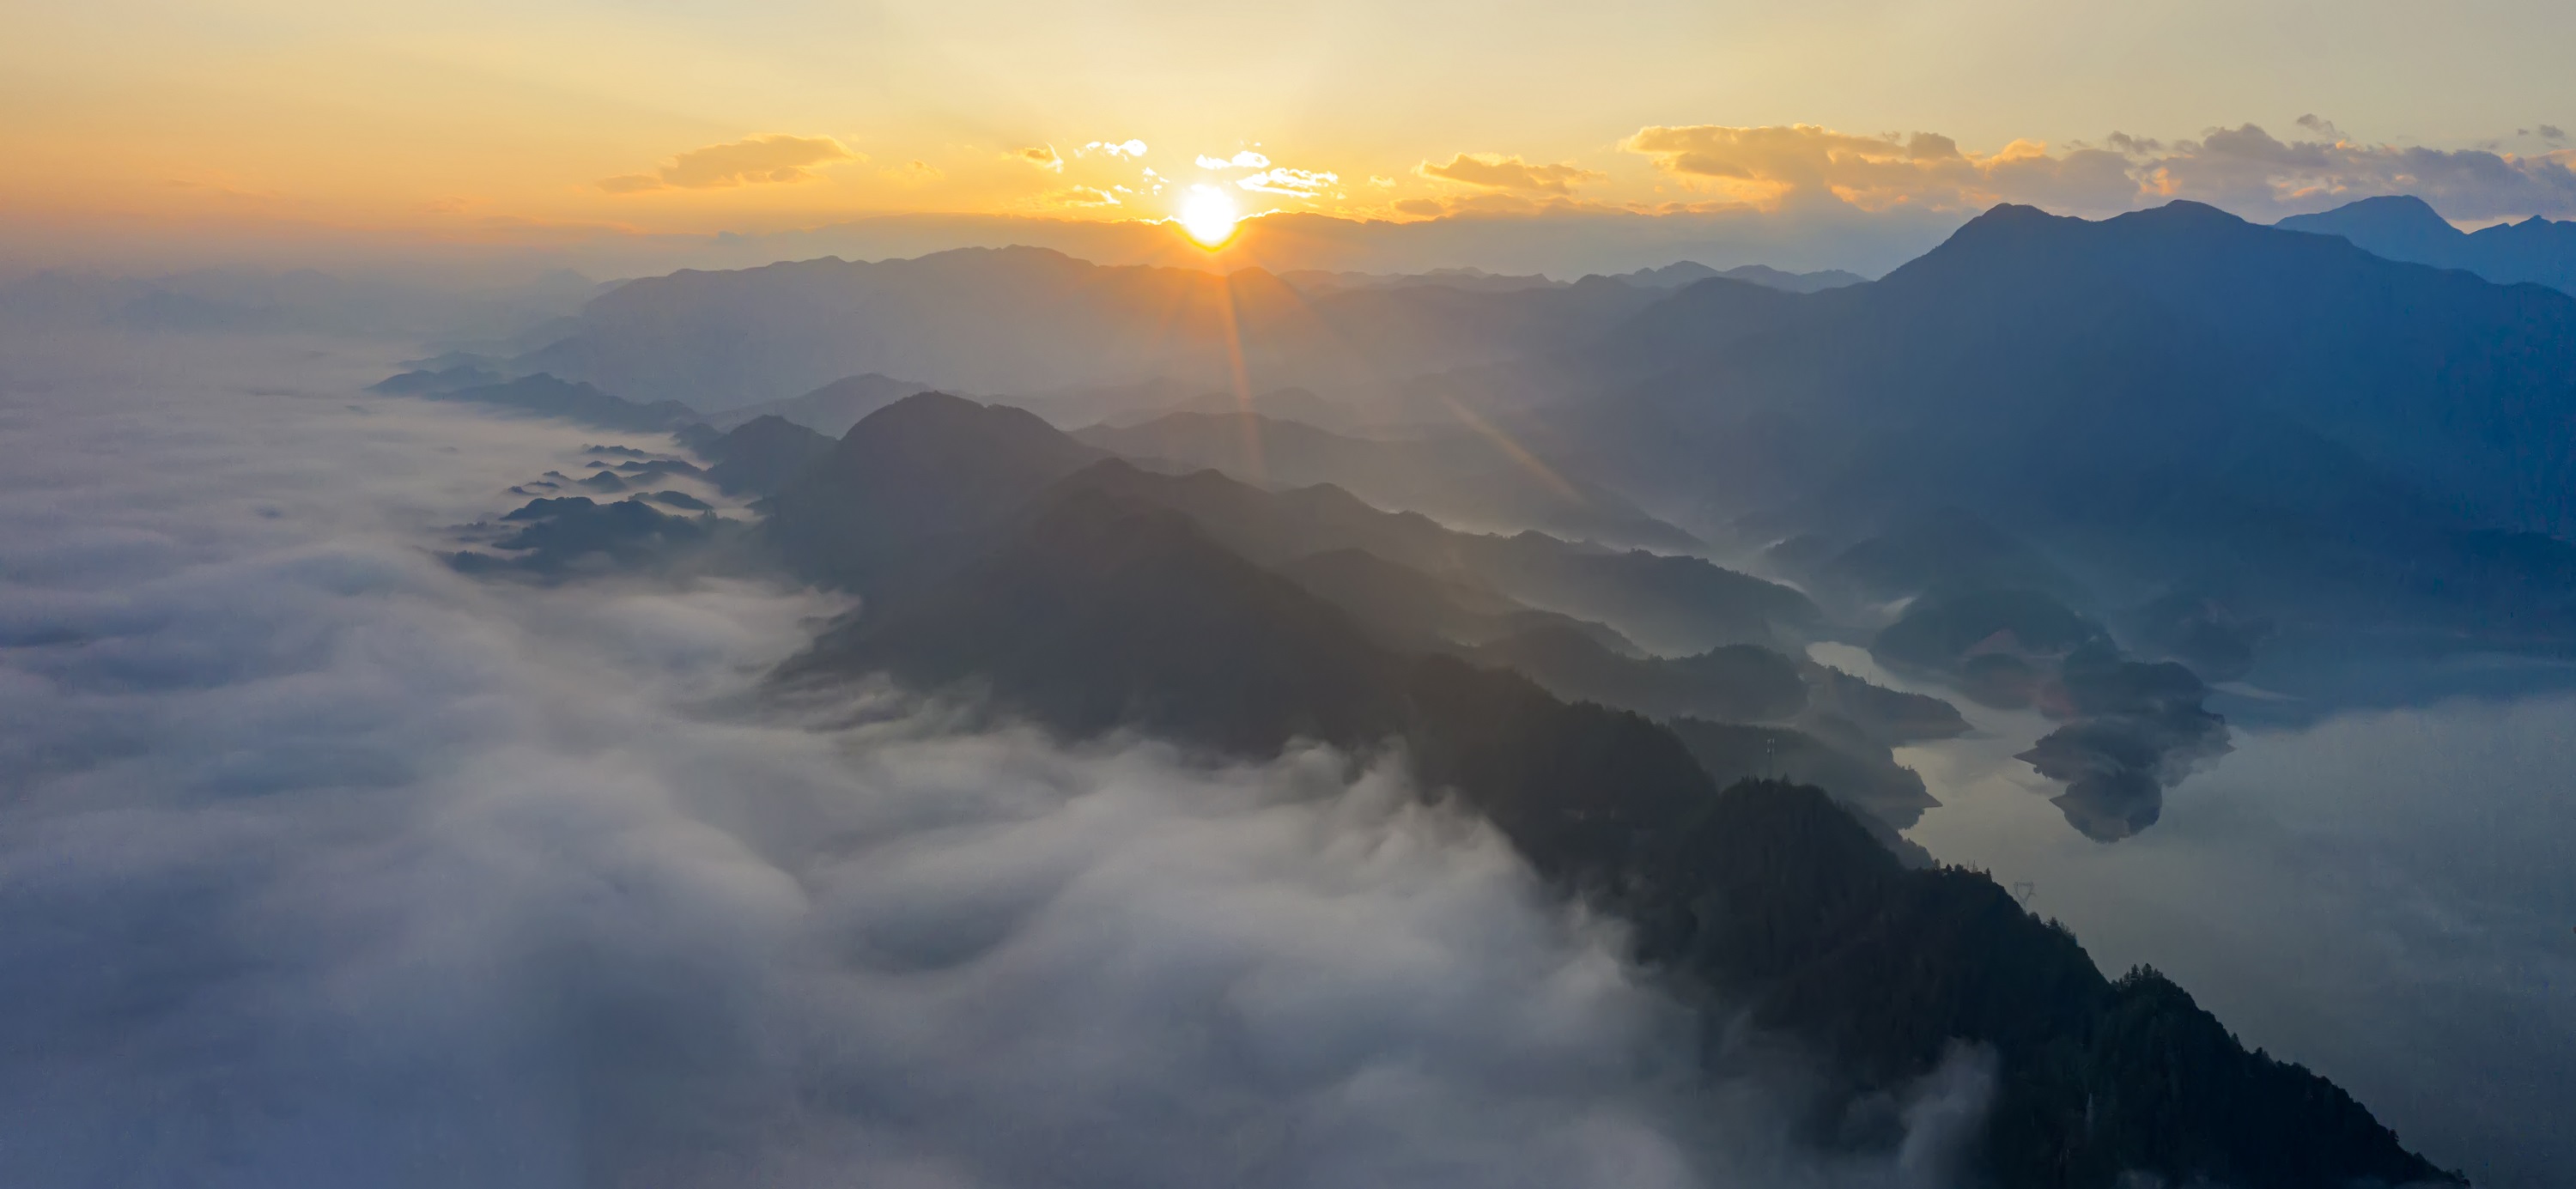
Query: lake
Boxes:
[{"xmin": 1812, "ymin": 642, "xmax": 2576, "ymax": 1188}]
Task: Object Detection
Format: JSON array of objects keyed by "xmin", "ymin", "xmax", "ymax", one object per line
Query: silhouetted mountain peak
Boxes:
[
  {"xmin": 2319, "ymin": 192, "xmax": 2449, "ymax": 224},
  {"xmin": 777, "ymin": 483, "xmax": 1406, "ymax": 754},
  {"xmin": 1908, "ymin": 200, "xmax": 2265, "ymax": 276},
  {"xmin": 1968, "ymin": 201, "xmax": 2052, "ymax": 225},
  {"xmin": 838, "ymin": 391, "xmax": 1088, "ymax": 465},
  {"xmin": 762, "ymin": 392, "xmax": 1106, "ymax": 586},
  {"xmin": 2275, "ymin": 194, "xmax": 2464, "ymax": 258},
  {"xmin": 706, "ymin": 372, "xmax": 938, "ymax": 436},
  {"xmin": 699, "ymin": 414, "xmax": 833, "ymax": 495},
  {"xmin": 2274, "ymin": 193, "xmax": 2576, "ymax": 295},
  {"xmin": 2118, "ymin": 197, "xmax": 2244, "ymax": 226}
]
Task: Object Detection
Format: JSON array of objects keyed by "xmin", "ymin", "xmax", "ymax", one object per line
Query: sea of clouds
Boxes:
[{"xmin": 0, "ymin": 332, "xmax": 1990, "ymax": 1188}]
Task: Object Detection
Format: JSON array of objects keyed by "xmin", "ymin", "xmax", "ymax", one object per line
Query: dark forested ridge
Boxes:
[{"xmin": 749, "ymin": 391, "xmax": 2453, "ymax": 1188}]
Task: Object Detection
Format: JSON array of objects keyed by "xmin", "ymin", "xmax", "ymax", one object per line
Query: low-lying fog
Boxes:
[
  {"xmin": 1816, "ymin": 644, "xmax": 2576, "ymax": 1189},
  {"xmin": 0, "ymin": 333, "xmax": 1996, "ymax": 1188}
]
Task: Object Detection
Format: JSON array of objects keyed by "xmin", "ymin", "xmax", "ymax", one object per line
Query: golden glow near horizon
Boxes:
[
  {"xmin": 1179, "ymin": 188, "xmax": 1240, "ymax": 248},
  {"xmin": 1, "ymin": 0, "xmax": 2573, "ymax": 256}
]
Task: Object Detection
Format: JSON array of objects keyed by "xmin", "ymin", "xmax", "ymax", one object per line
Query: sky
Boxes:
[{"xmin": 4, "ymin": 0, "xmax": 2574, "ymax": 271}]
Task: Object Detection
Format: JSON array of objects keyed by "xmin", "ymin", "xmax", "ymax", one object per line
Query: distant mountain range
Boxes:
[
  {"xmin": 1076, "ymin": 409, "xmax": 1699, "ymax": 549},
  {"xmin": 701, "ymin": 372, "xmax": 930, "ymax": 437},
  {"xmin": 1529, "ymin": 202, "xmax": 2576, "ymax": 661},
  {"xmin": 2279, "ymin": 194, "xmax": 2576, "ymax": 295},
  {"xmin": 510, "ymin": 247, "xmax": 1669, "ymax": 409},
  {"xmin": 1610, "ymin": 260, "xmax": 1869, "ymax": 292},
  {"xmin": 1277, "ymin": 261, "xmax": 1868, "ymax": 295},
  {"xmin": 497, "ymin": 249, "xmax": 1885, "ymax": 412},
  {"xmin": 368, "ymin": 361, "xmax": 1700, "ymax": 555},
  {"xmin": 386, "ymin": 197, "xmax": 2576, "ymax": 805}
]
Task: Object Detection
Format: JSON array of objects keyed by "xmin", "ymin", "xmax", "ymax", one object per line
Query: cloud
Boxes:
[
  {"xmin": 0, "ymin": 332, "xmax": 2002, "ymax": 1188},
  {"xmin": 1419, "ymin": 154, "xmax": 1607, "ymax": 195},
  {"xmin": 1047, "ymin": 185, "xmax": 1121, "ymax": 207},
  {"xmin": 1013, "ymin": 144, "xmax": 1065, "ymax": 173},
  {"xmin": 1081, "ymin": 139, "xmax": 1149, "ymax": 160},
  {"xmin": 1236, "ymin": 167, "xmax": 1339, "ymax": 197},
  {"xmin": 1197, "ymin": 150, "xmax": 1271, "ymax": 171},
  {"xmin": 1622, "ymin": 121, "xmax": 2576, "ymax": 221},
  {"xmin": 1621, "ymin": 124, "xmax": 2138, "ymax": 215},
  {"xmin": 598, "ymin": 134, "xmax": 861, "ymax": 193},
  {"xmin": 890, "ymin": 159, "xmax": 945, "ymax": 184},
  {"xmin": 2135, "ymin": 123, "xmax": 2576, "ymax": 221}
]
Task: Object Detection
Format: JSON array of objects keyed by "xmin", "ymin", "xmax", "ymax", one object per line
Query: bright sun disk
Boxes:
[{"xmin": 1180, "ymin": 189, "xmax": 1238, "ymax": 247}]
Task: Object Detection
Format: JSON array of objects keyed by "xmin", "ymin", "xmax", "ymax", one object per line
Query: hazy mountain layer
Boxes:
[
  {"xmin": 1612, "ymin": 261, "xmax": 1869, "ymax": 292},
  {"xmin": 746, "ymin": 391, "xmax": 2451, "ymax": 1189},
  {"xmin": 700, "ymin": 372, "xmax": 934, "ymax": 436},
  {"xmin": 2279, "ymin": 194, "xmax": 2576, "ymax": 294},
  {"xmin": 370, "ymin": 369, "xmax": 703, "ymax": 434},
  {"xmin": 1078, "ymin": 409, "xmax": 1699, "ymax": 549},
  {"xmin": 514, "ymin": 246, "xmax": 1665, "ymax": 407},
  {"xmin": 1540, "ymin": 201, "xmax": 2576, "ymax": 652}
]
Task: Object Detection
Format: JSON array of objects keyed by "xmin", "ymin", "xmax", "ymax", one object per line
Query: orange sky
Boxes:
[{"xmin": 4, "ymin": 0, "xmax": 2573, "ymax": 260}]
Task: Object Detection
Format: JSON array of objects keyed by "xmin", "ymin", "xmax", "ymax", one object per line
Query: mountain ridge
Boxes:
[
  {"xmin": 752, "ymin": 389, "xmax": 2451, "ymax": 1189},
  {"xmin": 2279, "ymin": 193, "xmax": 2576, "ymax": 295}
]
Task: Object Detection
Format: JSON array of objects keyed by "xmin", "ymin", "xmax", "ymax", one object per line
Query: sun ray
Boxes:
[{"xmin": 1433, "ymin": 391, "xmax": 1584, "ymax": 504}]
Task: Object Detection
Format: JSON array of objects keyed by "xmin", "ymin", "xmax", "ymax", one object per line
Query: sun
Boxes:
[{"xmin": 1179, "ymin": 187, "xmax": 1239, "ymax": 247}]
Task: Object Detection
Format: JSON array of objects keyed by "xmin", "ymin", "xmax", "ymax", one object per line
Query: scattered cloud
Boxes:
[
  {"xmin": 2132, "ymin": 123, "xmax": 2576, "ymax": 220},
  {"xmin": 2541, "ymin": 125, "xmax": 2568, "ymax": 144},
  {"xmin": 1419, "ymin": 153, "xmax": 1607, "ymax": 195},
  {"xmin": 598, "ymin": 134, "xmax": 861, "ymax": 193},
  {"xmin": 1196, "ymin": 150, "xmax": 1271, "ymax": 171},
  {"xmin": 1621, "ymin": 124, "xmax": 2133, "ymax": 213},
  {"xmin": 1622, "ymin": 121, "xmax": 2576, "ymax": 220},
  {"xmin": 1047, "ymin": 185, "xmax": 1121, "ymax": 207},
  {"xmin": 1236, "ymin": 167, "xmax": 1339, "ymax": 198},
  {"xmin": 1080, "ymin": 139, "xmax": 1149, "ymax": 160},
  {"xmin": 1012, "ymin": 144, "xmax": 1065, "ymax": 173},
  {"xmin": 889, "ymin": 159, "xmax": 945, "ymax": 184}
]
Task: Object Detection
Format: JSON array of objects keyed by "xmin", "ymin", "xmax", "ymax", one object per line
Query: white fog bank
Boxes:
[{"xmin": 0, "ymin": 334, "xmax": 1990, "ymax": 1188}]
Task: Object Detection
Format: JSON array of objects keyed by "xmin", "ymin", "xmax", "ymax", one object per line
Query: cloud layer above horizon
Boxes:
[
  {"xmin": 1622, "ymin": 122, "xmax": 2576, "ymax": 223},
  {"xmin": 599, "ymin": 135, "xmax": 864, "ymax": 194},
  {"xmin": 362, "ymin": 118, "xmax": 2576, "ymax": 227},
  {"xmin": 9, "ymin": 0, "xmax": 2573, "ymax": 264}
]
